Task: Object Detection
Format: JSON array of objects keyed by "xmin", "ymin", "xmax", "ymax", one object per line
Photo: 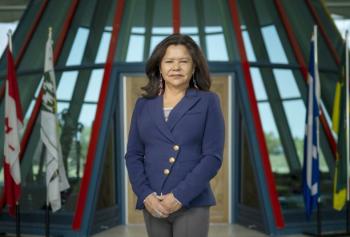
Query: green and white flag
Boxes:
[{"xmin": 41, "ymin": 31, "xmax": 69, "ymax": 212}]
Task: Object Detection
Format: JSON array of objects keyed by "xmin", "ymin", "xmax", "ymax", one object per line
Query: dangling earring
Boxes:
[
  {"xmin": 158, "ymin": 73, "xmax": 164, "ymax": 95},
  {"xmin": 192, "ymin": 72, "xmax": 199, "ymax": 89}
]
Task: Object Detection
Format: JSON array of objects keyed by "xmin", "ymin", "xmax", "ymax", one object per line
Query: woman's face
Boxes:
[{"xmin": 160, "ymin": 44, "xmax": 194, "ymax": 91}]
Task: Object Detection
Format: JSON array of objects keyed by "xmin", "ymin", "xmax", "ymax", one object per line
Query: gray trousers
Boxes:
[{"xmin": 143, "ymin": 207, "xmax": 210, "ymax": 237}]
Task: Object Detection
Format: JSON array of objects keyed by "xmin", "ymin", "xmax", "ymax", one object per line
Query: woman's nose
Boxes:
[{"xmin": 172, "ymin": 63, "xmax": 180, "ymax": 70}]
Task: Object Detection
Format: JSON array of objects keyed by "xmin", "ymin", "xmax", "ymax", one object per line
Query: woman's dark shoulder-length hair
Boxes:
[{"xmin": 142, "ymin": 33, "xmax": 211, "ymax": 98}]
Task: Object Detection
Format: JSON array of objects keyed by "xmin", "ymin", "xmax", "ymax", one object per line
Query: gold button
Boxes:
[
  {"xmin": 163, "ymin": 169, "xmax": 170, "ymax": 175},
  {"xmin": 169, "ymin": 157, "xmax": 176, "ymax": 163},
  {"xmin": 173, "ymin": 145, "xmax": 180, "ymax": 151}
]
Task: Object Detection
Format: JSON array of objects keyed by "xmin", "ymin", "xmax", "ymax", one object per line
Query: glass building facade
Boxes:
[{"xmin": 0, "ymin": 0, "xmax": 348, "ymax": 236}]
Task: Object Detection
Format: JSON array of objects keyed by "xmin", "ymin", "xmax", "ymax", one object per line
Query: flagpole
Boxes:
[
  {"xmin": 15, "ymin": 202, "xmax": 20, "ymax": 237},
  {"xmin": 8, "ymin": 29, "xmax": 21, "ymax": 237},
  {"xmin": 314, "ymin": 25, "xmax": 323, "ymax": 236},
  {"xmin": 44, "ymin": 147, "xmax": 50, "ymax": 237},
  {"xmin": 45, "ymin": 26, "xmax": 53, "ymax": 237},
  {"xmin": 344, "ymin": 30, "xmax": 350, "ymax": 234},
  {"xmin": 345, "ymin": 30, "xmax": 349, "ymax": 203},
  {"xmin": 46, "ymin": 199, "xmax": 50, "ymax": 237}
]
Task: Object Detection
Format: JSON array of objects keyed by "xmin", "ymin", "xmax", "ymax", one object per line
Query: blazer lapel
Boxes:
[
  {"xmin": 167, "ymin": 89, "xmax": 200, "ymax": 131},
  {"xmin": 147, "ymin": 95, "xmax": 175, "ymax": 142}
]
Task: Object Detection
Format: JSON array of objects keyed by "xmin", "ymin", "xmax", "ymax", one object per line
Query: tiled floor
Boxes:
[
  {"xmin": 94, "ymin": 224, "xmax": 308, "ymax": 237},
  {"xmin": 1, "ymin": 224, "xmax": 312, "ymax": 237}
]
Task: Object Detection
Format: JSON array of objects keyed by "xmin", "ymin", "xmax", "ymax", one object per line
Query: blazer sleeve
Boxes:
[
  {"xmin": 172, "ymin": 93, "xmax": 225, "ymax": 207},
  {"xmin": 125, "ymin": 98, "xmax": 154, "ymax": 203}
]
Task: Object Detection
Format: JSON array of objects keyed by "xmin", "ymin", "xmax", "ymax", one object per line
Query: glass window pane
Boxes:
[
  {"xmin": 95, "ymin": 31, "xmax": 111, "ymax": 63},
  {"xmin": 79, "ymin": 104, "xmax": 97, "ymax": 127},
  {"xmin": 84, "ymin": 69, "xmax": 104, "ymax": 102},
  {"xmin": 242, "ymin": 31, "xmax": 256, "ymax": 62},
  {"xmin": 250, "ymin": 68, "xmax": 268, "ymax": 101},
  {"xmin": 205, "ymin": 26, "xmax": 223, "ymax": 33},
  {"xmin": 152, "ymin": 27, "xmax": 172, "ymax": 35},
  {"xmin": 131, "ymin": 27, "xmax": 145, "ymax": 34},
  {"xmin": 56, "ymin": 71, "xmax": 78, "ymax": 101},
  {"xmin": 283, "ymin": 99, "xmax": 305, "ymax": 164},
  {"xmin": 273, "ymin": 69, "xmax": 301, "ymax": 99},
  {"xmin": 66, "ymin": 27, "xmax": 89, "ymax": 66},
  {"xmin": 205, "ymin": 34, "xmax": 229, "ymax": 61},
  {"xmin": 126, "ymin": 34, "xmax": 145, "ymax": 62},
  {"xmin": 180, "ymin": 27, "xmax": 198, "ymax": 34},
  {"xmin": 282, "ymin": 100, "xmax": 305, "ymax": 139},
  {"xmin": 150, "ymin": 35, "xmax": 167, "ymax": 54},
  {"xmin": 261, "ymin": 25, "xmax": 288, "ymax": 64},
  {"xmin": 258, "ymin": 102, "xmax": 290, "ymax": 174}
]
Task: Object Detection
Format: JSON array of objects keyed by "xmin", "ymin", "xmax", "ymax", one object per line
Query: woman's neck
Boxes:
[
  {"xmin": 163, "ymin": 86, "xmax": 187, "ymax": 98},
  {"xmin": 163, "ymin": 86, "xmax": 188, "ymax": 108}
]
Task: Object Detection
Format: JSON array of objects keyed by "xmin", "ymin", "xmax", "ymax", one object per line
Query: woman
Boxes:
[{"xmin": 125, "ymin": 33, "xmax": 225, "ymax": 237}]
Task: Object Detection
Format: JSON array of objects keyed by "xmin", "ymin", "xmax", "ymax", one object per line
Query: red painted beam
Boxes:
[
  {"xmin": 173, "ymin": 0, "xmax": 180, "ymax": 33},
  {"xmin": 72, "ymin": 0, "xmax": 126, "ymax": 230},
  {"xmin": 227, "ymin": 0, "xmax": 285, "ymax": 229},
  {"xmin": 274, "ymin": 0, "xmax": 337, "ymax": 156}
]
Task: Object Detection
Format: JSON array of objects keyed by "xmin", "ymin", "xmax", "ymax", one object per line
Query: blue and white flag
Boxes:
[{"xmin": 303, "ymin": 26, "xmax": 321, "ymax": 218}]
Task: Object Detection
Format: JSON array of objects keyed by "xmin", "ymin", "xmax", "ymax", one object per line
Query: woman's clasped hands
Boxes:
[{"xmin": 144, "ymin": 192, "xmax": 182, "ymax": 218}]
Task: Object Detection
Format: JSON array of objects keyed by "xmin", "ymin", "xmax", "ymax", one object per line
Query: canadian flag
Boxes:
[{"xmin": 2, "ymin": 45, "xmax": 23, "ymax": 216}]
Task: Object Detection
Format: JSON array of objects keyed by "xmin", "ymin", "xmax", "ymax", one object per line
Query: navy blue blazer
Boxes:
[{"xmin": 125, "ymin": 88, "xmax": 225, "ymax": 209}]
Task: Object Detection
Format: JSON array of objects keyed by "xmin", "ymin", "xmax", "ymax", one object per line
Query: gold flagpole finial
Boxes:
[{"xmin": 48, "ymin": 27, "xmax": 52, "ymax": 39}]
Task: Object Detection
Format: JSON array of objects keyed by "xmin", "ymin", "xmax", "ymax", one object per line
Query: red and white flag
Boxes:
[{"xmin": 2, "ymin": 38, "xmax": 23, "ymax": 216}]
